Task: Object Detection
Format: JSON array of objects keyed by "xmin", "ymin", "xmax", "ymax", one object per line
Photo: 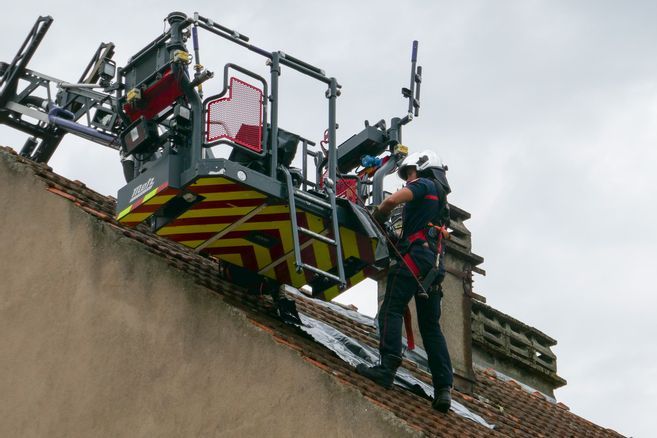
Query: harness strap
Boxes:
[
  {"xmin": 407, "ymin": 228, "xmax": 428, "ymax": 244},
  {"xmin": 403, "ymin": 306, "xmax": 415, "ymax": 351},
  {"xmin": 402, "ymin": 253, "xmax": 421, "ymax": 276}
]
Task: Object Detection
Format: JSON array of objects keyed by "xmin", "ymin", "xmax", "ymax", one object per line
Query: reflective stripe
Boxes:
[
  {"xmin": 404, "ymin": 306, "xmax": 415, "ymax": 351},
  {"xmin": 424, "ymin": 194, "xmax": 438, "ymax": 200}
]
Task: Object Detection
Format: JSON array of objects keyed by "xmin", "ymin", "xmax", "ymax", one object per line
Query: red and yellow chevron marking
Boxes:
[
  {"xmin": 117, "ymin": 182, "xmax": 181, "ymax": 226},
  {"xmin": 320, "ymin": 228, "xmax": 379, "ymax": 301},
  {"xmin": 151, "ymin": 176, "xmax": 379, "ymax": 296}
]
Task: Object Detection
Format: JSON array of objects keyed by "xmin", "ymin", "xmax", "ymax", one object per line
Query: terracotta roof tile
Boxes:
[{"xmin": 0, "ymin": 146, "xmax": 625, "ymax": 437}]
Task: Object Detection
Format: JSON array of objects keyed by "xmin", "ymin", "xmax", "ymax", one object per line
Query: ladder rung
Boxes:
[
  {"xmin": 294, "ymin": 190, "xmax": 331, "ymax": 209},
  {"xmin": 300, "ymin": 263, "xmax": 341, "ymax": 283},
  {"xmin": 298, "ymin": 227, "xmax": 336, "ymax": 245}
]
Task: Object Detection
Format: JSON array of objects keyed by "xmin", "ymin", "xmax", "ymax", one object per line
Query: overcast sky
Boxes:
[{"xmin": 2, "ymin": 1, "xmax": 655, "ymax": 436}]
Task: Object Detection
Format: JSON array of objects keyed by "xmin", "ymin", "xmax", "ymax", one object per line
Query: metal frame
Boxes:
[
  {"xmin": 191, "ymin": 13, "xmax": 341, "ymax": 183},
  {"xmin": 188, "ymin": 12, "xmax": 347, "ymax": 286},
  {"xmin": 0, "ymin": 17, "xmax": 122, "ymax": 162}
]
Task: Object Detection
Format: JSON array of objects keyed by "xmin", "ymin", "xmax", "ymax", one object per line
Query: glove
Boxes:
[
  {"xmin": 383, "ymin": 222, "xmax": 399, "ymax": 245},
  {"xmin": 370, "ymin": 205, "xmax": 390, "ymax": 225}
]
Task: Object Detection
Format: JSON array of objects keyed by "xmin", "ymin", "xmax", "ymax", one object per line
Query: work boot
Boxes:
[
  {"xmin": 432, "ymin": 387, "xmax": 452, "ymax": 413},
  {"xmin": 356, "ymin": 354, "xmax": 402, "ymax": 389}
]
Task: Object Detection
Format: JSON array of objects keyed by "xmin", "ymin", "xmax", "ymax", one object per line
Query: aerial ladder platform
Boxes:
[{"xmin": 0, "ymin": 12, "xmax": 423, "ymax": 302}]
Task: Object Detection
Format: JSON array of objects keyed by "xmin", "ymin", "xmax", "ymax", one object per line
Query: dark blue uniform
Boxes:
[{"xmin": 377, "ymin": 177, "xmax": 453, "ymax": 392}]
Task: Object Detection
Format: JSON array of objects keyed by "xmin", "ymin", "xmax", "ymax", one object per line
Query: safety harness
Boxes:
[{"xmin": 397, "ymin": 179, "xmax": 449, "ymax": 286}]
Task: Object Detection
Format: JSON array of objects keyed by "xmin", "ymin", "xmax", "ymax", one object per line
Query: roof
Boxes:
[{"xmin": 0, "ymin": 146, "xmax": 625, "ymax": 437}]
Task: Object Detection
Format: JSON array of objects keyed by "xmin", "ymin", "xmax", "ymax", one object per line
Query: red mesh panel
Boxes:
[
  {"xmin": 320, "ymin": 171, "xmax": 360, "ymax": 203},
  {"xmin": 336, "ymin": 178, "xmax": 359, "ymax": 202},
  {"xmin": 205, "ymin": 77, "xmax": 264, "ymax": 153}
]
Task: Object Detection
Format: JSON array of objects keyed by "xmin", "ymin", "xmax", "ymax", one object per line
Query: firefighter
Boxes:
[{"xmin": 357, "ymin": 150, "xmax": 453, "ymax": 413}]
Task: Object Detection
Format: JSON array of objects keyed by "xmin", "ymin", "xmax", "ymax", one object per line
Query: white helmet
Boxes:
[{"xmin": 397, "ymin": 150, "xmax": 444, "ymax": 180}]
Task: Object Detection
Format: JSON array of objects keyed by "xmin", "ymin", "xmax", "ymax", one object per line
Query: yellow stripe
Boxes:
[
  {"xmin": 117, "ymin": 192, "xmax": 177, "ymax": 222},
  {"xmin": 339, "ymin": 227, "xmax": 359, "ymax": 259},
  {"xmin": 195, "ymin": 191, "xmax": 266, "ymax": 202},
  {"xmin": 306, "ymin": 213, "xmax": 332, "ymax": 274},
  {"xmin": 174, "ymin": 239, "xmax": 206, "ymax": 249},
  {"xmin": 252, "ymin": 244, "xmax": 273, "ymax": 272},
  {"xmin": 160, "ymin": 220, "xmax": 293, "ymax": 239},
  {"xmin": 218, "ymin": 253, "xmax": 243, "ymax": 266},
  {"xmin": 262, "ymin": 270, "xmax": 278, "ymax": 281},
  {"xmin": 192, "ymin": 177, "xmax": 236, "ymax": 186},
  {"xmin": 351, "ymin": 270, "xmax": 367, "ymax": 285},
  {"xmin": 284, "ymin": 257, "xmax": 306, "ymax": 287},
  {"xmin": 121, "ymin": 212, "xmax": 152, "ymax": 223},
  {"xmin": 157, "ymin": 223, "xmax": 228, "ymax": 236},
  {"xmin": 180, "ymin": 207, "xmax": 264, "ymax": 218},
  {"xmin": 178, "ymin": 204, "xmax": 288, "ymax": 219},
  {"xmin": 323, "ymin": 287, "xmax": 341, "ymax": 301},
  {"xmin": 146, "ymin": 194, "xmax": 177, "ymax": 205},
  {"xmin": 118, "ymin": 204, "xmax": 133, "ymax": 220},
  {"xmin": 143, "ymin": 186, "xmax": 160, "ymax": 203}
]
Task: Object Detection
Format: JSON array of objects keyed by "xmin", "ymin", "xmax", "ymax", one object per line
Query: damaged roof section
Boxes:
[{"xmin": 0, "ymin": 147, "xmax": 624, "ymax": 437}]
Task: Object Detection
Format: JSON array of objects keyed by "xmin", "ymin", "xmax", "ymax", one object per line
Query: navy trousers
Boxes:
[{"xmin": 377, "ymin": 245, "xmax": 453, "ymax": 390}]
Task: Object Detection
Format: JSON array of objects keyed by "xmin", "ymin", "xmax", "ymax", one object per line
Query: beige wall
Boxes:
[{"xmin": 0, "ymin": 153, "xmax": 419, "ymax": 438}]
